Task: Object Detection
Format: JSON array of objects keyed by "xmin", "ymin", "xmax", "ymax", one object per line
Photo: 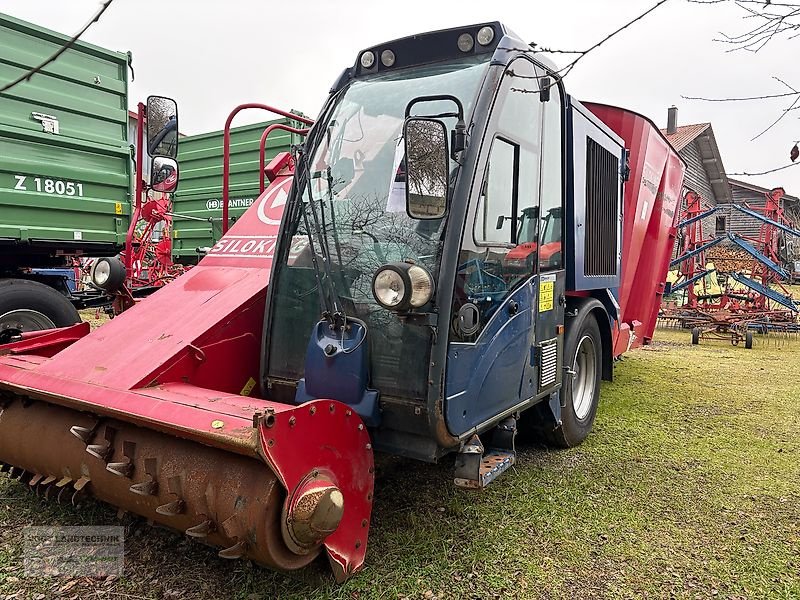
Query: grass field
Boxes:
[{"xmin": 0, "ymin": 328, "xmax": 798, "ymax": 600}]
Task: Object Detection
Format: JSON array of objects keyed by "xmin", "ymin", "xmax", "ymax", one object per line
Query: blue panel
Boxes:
[
  {"xmin": 728, "ymin": 235, "xmax": 789, "ymax": 279},
  {"xmin": 728, "ymin": 272, "xmax": 798, "ymax": 312},
  {"xmin": 31, "ymin": 268, "xmax": 77, "ymax": 292},
  {"xmin": 445, "ymin": 279, "xmax": 534, "ymax": 436}
]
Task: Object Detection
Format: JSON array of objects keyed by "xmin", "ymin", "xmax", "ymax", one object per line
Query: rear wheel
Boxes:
[
  {"xmin": 745, "ymin": 330, "xmax": 753, "ymax": 350},
  {"xmin": 542, "ymin": 313, "xmax": 602, "ymax": 448},
  {"xmin": 691, "ymin": 327, "xmax": 700, "ymax": 345},
  {"xmin": 0, "ymin": 279, "xmax": 80, "ymax": 344}
]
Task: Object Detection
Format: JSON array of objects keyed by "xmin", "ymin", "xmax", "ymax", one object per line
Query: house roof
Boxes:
[
  {"xmin": 660, "ymin": 122, "xmax": 732, "ymax": 203},
  {"xmin": 661, "ymin": 123, "xmax": 710, "ymax": 152},
  {"xmin": 728, "ymin": 178, "xmax": 799, "ymax": 204}
]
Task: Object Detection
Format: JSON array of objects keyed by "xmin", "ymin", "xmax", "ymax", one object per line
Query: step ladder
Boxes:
[{"xmin": 454, "ymin": 417, "xmax": 516, "ymax": 490}]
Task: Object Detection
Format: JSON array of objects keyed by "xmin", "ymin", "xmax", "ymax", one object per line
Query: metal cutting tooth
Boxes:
[
  {"xmin": 156, "ymin": 476, "xmax": 185, "ymax": 516},
  {"xmin": 71, "ymin": 477, "xmax": 91, "ymax": 506},
  {"xmin": 69, "ymin": 425, "xmax": 94, "ymax": 444},
  {"xmin": 107, "ymin": 441, "xmax": 136, "ymax": 478},
  {"xmin": 186, "ymin": 519, "xmax": 215, "ymax": 539},
  {"xmin": 129, "ymin": 457, "xmax": 158, "ymax": 496},
  {"xmin": 218, "ymin": 541, "xmax": 247, "ymax": 560}
]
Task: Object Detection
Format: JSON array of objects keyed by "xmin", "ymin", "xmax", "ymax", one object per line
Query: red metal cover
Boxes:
[{"xmin": 585, "ymin": 103, "xmax": 685, "ymax": 352}]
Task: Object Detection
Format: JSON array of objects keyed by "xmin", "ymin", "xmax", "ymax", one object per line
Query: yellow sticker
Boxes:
[
  {"xmin": 539, "ymin": 281, "xmax": 554, "ymax": 312},
  {"xmin": 173, "ymin": 229, "xmax": 179, "ymax": 238},
  {"xmin": 241, "ymin": 377, "xmax": 257, "ymax": 397},
  {"xmin": 114, "ymin": 202, "xmax": 123, "ymax": 215}
]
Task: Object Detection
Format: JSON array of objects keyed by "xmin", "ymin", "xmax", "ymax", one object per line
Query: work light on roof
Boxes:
[
  {"xmin": 360, "ymin": 51, "xmax": 376, "ymax": 69},
  {"xmin": 457, "ymin": 33, "xmax": 474, "ymax": 53},
  {"xmin": 477, "ymin": 26, "xmax": 495, "ymax": 46},
  {"xmin": 381, "ymin": 49, "xmax": 396, "ymax": 67}
]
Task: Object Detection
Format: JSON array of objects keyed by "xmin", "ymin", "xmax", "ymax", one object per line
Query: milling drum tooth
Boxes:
[
  {"xmin": 28, "ymin": 474, "xmax": 43, "ymax": 488},
  {"xmin": 129, "ymin": 480, "xmax": 157, "ymax": 496},
  {"xmin": 69, "ymin": 425, "xmax": 94, "ymax": 444},
  {"xmin": 186, "ymin": 519, "xmax": 215, "ymax": 539},
  {"xmin": 86, "ymin": 444, "xmax": 112, "ymax": 461},
  {"xmin": 129, "ymin": 457, "xmax": 158, "ymax": 496},
  {"xmin": 107, "ymin": 461, "xmax": 133, "ymax": 478},
  {"xmin": 155, "ymin": 499, "xmax": 185, "ymax": 517},
  {"xmin": 218, "ymin": 541, "xmax": 247, "ymax": 560}
]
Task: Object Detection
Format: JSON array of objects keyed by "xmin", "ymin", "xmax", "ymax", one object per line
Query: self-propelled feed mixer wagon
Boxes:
[{"xmin": 0, "ymin": 23, "xmax": 684, "ymax": 580}]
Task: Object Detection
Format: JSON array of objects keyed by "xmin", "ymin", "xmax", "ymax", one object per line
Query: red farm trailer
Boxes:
[{"xmin": 0, "ymin": 23, "xmax": 684, "ymax": 581}]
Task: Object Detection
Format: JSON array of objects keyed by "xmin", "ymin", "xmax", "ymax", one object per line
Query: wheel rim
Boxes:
[
  {"xmin": 571, "ymin": 334, "xmax": 597, "ymax": 421},
  {"xmin": 0, "ymin": 309, "xmax": 57, "ymax": 344}
]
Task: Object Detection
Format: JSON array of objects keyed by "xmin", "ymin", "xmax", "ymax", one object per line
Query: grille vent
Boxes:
[
  {"xmin": 539, "ymin": 339, "xmax": 558, "ymax": 388},
  {"xmin": 584, "ymin": 137, "xmax": 619, "ymax": 277}
]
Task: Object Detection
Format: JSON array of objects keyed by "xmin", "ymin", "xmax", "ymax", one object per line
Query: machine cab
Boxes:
[{"xmin": 263, "ymin": 23, "xmax": 623, "ymax": 462}]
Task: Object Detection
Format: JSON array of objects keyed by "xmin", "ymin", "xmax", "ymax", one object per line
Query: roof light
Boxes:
[
  {"xmin": 381, "ymin": 49, "xmax": 396, "ymax": 67},
  {"xmin": 360, "ymin": 51, "xmax": 376, "ymax": 69},
  {"xmin": 477, "ymin": 26, "xmax": 495, "ymax": 46},
  {"xmin": 457, "ymin": 33, "xmax": 474, "ymax": 53}
]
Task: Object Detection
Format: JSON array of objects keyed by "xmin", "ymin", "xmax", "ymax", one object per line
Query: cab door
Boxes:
[{"xmin": 445, "ymin": 57, "xmax": 564, "ymax": 437}]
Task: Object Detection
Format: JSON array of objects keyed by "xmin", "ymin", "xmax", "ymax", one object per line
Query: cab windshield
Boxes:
[{"xmin": 268, "ymin": 55, "xmax": 490, "ymax": 400}]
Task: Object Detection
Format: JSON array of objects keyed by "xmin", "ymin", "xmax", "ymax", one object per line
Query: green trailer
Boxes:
[
  {"xmin": 172, "ymin": 118, "xmax": 303, "ymax": 264},
  {"xmin": 0, "ymin": 12, "xmax": 130, "ymax": 339}
]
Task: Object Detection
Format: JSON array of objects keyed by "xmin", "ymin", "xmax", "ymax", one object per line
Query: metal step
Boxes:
[{"xmin": 453, "ymin": 417, "xmax": 517, "ymax": 490}]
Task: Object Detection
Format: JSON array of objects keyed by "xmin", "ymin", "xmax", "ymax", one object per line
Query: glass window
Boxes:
[
  {"xmin": 538, "ymin": 79, "xmax": 563, "ymax": 270},
  {"xmin": 474, "ymin": 138, "xmax": 516, "ymax": 246}
]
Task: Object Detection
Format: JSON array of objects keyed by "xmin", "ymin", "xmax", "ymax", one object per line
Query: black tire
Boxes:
[
  {"xmin": 541, "ymin": 313, "xmax": 602, "ymax": 448},
  {"xmin": 691, "ymin": 327, "xmax": 700, "ymax": 345},
  {"xmin": 0, "ymin": 278, "xmax": 80, "ymax": 344},
  {"xmin": 745, "ymin": 330, "xmax": 753, "ymax": 350}
]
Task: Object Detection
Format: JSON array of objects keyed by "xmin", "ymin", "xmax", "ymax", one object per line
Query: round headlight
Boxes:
[
  {"xmin": 373, "ymin": 268, "xmax": 406, "ymax": 309},
  {"xmin": 90, "ymin": 257, "xmax": 126, "ymax": 292},
  {"xmin": 457, "ymin": 33, "xmax": 474, "ymax": 53},
  {"xmin": 92, "ymin": 260, "xmax": 111, "ymax": 286},
  {"xmin": 381, "ymin": 49, "xmax": 396, "ymax": 67},
  {"xmin": 407, "ymin": 265, "xmax": 434, "ymax": 308},
  {"xmin": 372, "ymin": 263, "xmax": 434, "ymax": 311},
  {"xmin": 360, "ymin": 51, "xmax": 376, "ymax": 69},
  {"xmin": 477, "ymin": 26, "xmax": 495, "ymax": 46}
]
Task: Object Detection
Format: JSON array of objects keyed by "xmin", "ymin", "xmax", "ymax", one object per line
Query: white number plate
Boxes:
[{"xmin": 13, "ymin": 174, "xmax": 84, "ymax": 197}]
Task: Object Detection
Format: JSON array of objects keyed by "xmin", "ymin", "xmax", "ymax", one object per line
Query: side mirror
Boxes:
[
  {"xmin": 146, "ymin": 95, "xmax": 179, "ymax": 158},
  {"xmin": 150, "ymin": 156, "xmax": 179, "ymax": 193},
  {"xmin": 404, "ymin": 118, "xmax": 449, "ymax": 220}
]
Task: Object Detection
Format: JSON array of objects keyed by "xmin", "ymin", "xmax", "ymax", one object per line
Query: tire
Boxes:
[
  {"xmin": 745, "ymin": 330, "xmax": 753, "ymax": 350},
  {"xmin": 541, "ymin": 313, "xmax": 602, "ymax": 448},
  {"xmin": 0, "ymin": 278, "xmax": 81, "ymax": 344},
  {"xmin": 691, "ymin": 327, "xmax": 700, "ymax": 345}
]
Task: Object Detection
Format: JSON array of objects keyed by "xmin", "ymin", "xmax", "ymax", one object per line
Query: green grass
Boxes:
[{"xmin": 1, "ymin": 329, "xmax": 798, "ymax": 599}]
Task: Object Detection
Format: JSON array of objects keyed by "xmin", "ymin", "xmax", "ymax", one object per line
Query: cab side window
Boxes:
[{"xmin": 474, "ymin": 139, "xmax": 517, "ymax": 246}]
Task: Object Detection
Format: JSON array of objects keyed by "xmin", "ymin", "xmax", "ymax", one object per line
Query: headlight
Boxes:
[
  {"xmin": 91, "ymin": 257, "xmax": 126, "ymax": 292},
  {"xmin": 477, "ymin": 26, "xmax": 495, "ymax": 46},
  {"xmin": 457, "ymin": 33, "xmax": 474, "ymax": 53},
  {"xmin": 373, "ymin": 268, "xmax": 405, "ymax": 308},
  {"xmin": 372, "ymin": 262, "xmax": 434, "ymax": 311},
  {"xmin": 93, "ymin": 260, "xmax": 111, "ymax": 286}
]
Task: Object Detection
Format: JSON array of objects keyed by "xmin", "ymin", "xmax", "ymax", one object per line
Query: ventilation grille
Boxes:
[
  {"xmin": 584, "ymin": 137, "xmax": 619, "ymax": 277},
  {"xmin": 539, "ymin": 339, "xmax": 558, "ymax": 388}
]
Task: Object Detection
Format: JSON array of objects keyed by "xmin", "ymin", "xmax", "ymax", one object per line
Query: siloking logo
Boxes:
[{"xmin": 207, "ymin": 177, "xmax": 293, "ymax": 260}]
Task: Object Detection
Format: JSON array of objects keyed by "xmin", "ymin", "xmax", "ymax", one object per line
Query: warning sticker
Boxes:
[{"xmin": 539, "ymin": 280, "xmax": 554, "ymax": 312}]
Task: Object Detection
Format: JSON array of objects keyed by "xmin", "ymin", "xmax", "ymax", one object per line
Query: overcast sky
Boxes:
[{"xmin": 3, "ymin": 0, "xmax": 799, "ymax": 192}]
